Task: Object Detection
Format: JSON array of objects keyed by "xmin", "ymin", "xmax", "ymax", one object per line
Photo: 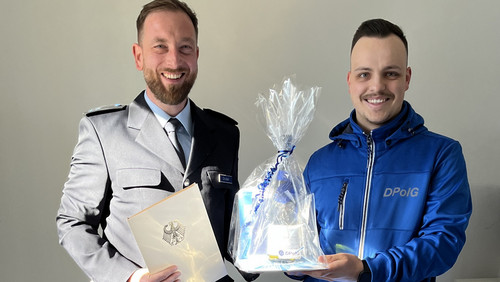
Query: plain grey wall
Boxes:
[{"xmin": 1, "ymin": 1, "xmax": 499, "ymax": 281}]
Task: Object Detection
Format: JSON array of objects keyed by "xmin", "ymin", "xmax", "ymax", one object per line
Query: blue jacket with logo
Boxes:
[{"xmin": 302, "ymin": 101, "xmax": 472, "ymax": 281}]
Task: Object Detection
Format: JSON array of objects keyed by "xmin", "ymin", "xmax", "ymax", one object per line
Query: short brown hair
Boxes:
[
  {"xmin": 351, "ymin": 19, "xmax": 408, "ymax": 55},
  {"xmin": 136, "ymin": 0, "xmax": 198, "ymax": 43}
]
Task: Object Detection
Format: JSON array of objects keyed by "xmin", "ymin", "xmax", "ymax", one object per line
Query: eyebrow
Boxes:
[
  {"xmin": 152, "ymin": 37, "xmax": 196, "ymax": 45},
  {"xmin": 152, "ymin": 37, "xmax": 166, "ymax": 43},
  {"xmin": 353, "ymin": 65, "xmax": 403, "ymax": 72},
  {"xmin": 353, "ymin": 67, "xmax": 372, "ymax": 72}
]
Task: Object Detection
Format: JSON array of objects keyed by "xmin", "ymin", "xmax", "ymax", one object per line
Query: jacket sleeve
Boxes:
[
  {"xmin": 56, "ymin": 117, "xmax": 138, "ymax": 282},
  {"xmin": 368, "ymin": 141, "xmax": 472, "ymax": 281}
]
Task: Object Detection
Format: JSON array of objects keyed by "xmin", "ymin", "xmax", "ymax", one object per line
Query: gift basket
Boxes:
[{"xmin": 229, "ymin": 76, "xmax": 326, "ymax": 272}]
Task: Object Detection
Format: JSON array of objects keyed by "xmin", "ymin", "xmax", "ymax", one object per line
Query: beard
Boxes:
[{"xmin": 144, "ymin": 67, "xmax": 197, "ymax": 105}]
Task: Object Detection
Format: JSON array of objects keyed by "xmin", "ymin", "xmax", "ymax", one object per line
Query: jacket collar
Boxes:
[
  {"xmin": 143, "ymin": 91, "xmax": 193, "ymax": 137},
  {"xmin": 330, "ymin": 101, "xmax": 426, "ymax": 148},
  {"xmin": 127, "ymin": 92, "xmax": 216, "ymax": 175},
  {"xmin": 128, "ymin": 92, "xmax": 185, "ymax": 172}
]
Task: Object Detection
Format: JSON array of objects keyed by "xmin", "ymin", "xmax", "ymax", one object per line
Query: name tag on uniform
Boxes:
[{"xmin": 218, "ymin": 174, "xmax": 233, "ymax": 184}]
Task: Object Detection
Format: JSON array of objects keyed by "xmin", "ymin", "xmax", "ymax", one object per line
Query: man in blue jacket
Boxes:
[{"xmin": 296, "ymin": 19, "xmax": 472, "ymax": 281}]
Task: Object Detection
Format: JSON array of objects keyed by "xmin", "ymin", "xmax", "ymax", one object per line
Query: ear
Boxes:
[
  {"xmin": 347, "ymin": 71, "xmax": 352, "ymax": 92},
  {"xmin": 405, "ymin": 66, "xmax": 412, "ymax": 90},
  {"xmin": 132, "ymin": 43, "xmax": 143, "ymax": 71}
]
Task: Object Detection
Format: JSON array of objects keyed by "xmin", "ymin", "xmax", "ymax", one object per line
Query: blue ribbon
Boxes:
[{"xmin": 253, "ymin": 145, "xmax": 296, "ymax": 213}]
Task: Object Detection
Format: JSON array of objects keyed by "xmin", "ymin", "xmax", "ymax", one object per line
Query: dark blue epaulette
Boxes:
[
  {"xmin": 85, "ymin": 104, "xmax": 127, "ymax": 116},
  {"xmin": 204, "ymin": 108, "xmax": 238, "ymax": 125}
]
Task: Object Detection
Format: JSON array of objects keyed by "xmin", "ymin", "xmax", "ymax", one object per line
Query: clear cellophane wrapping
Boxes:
[{"xmin": 229, "ymin": 76, "xmax": 327, "ymax": 273}]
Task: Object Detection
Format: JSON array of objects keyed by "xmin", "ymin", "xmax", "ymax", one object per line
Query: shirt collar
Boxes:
[{"xmin": 143, "ymin": 91, "xmax": 193, "ymax": 137}]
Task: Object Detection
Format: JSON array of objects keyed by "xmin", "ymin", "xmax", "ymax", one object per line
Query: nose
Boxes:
[
  {"xmin": 369, "ymin": 75, "xmax": 386, "ymax": 93},
  {"xmin": 165, "ymin": 48, "xmax": 182, "ymax": 69}
]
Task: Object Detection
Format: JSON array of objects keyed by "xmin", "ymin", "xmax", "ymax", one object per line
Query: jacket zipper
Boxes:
[
  {"xmin": 337, "ymin": 180, "xmax": 349, "ymax": 230},
  {"xmin": 359, "ymin": 133, "xmax": 375, "ymax": 259}
]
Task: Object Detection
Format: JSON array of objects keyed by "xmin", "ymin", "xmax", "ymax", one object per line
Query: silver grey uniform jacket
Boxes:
[{"xmin": 56, "ymin": 92, "xmax": 240, "ymax": 282}]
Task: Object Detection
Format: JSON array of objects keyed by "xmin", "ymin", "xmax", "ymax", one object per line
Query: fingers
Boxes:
[
  {"xmin": 319, "ymin": 254, "xmax": 340, "ymax": 264},
  {"xmin": 291, "ymin": 254, "xmax": 360, "ymax": 281},
  {"xmin": 286, "ymin": 271, "xmax": 304, "ymax": 276},
  {"xmin": 320, "ymin": 270, "xmax": 339, "ymax": 282},
  {"xmin": 141, "ymin": 265, "xmax": 181, "ymax": 282},
  {"xmin": 301, "ymin": 268, "xmax": 329, "ymax": 280},
  {"xmin": 161, "ymin": 271, "xmax": 181, "ymax": 282},
  {"xmin": 155, "ymin": 266, "xmax": 181, "ymax": 282}
]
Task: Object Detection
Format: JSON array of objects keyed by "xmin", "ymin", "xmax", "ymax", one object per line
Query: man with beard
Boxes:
[
  {"xmin": 56, "ymin": 1, "xmax": 255, "ymax": 282},
  {"xmin": 288, "ymin": 19, "xmax": 472, "ymax": 281}
]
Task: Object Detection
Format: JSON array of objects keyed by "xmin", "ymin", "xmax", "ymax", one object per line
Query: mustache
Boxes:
[
  {"xmin": 361, "ymin": 92, "xmax": 394, "ymax": 99},
  {"xmin": 159, "ymin": 67, "xmax": 189, "ymax": 73}
]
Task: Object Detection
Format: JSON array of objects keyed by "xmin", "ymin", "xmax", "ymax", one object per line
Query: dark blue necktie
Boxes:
[{"xmin": 165, "ymin": 118, "xmax": 186, "ymax": 169}]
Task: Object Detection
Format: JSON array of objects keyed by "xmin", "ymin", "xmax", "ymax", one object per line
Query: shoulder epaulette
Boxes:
[
  {"xmin": 85, "ymin": 104, "xmax": 127, "ymax": 116},
  {"xmin": 204, "ymin": 108, "xmax": 238, "ymax": 125}
]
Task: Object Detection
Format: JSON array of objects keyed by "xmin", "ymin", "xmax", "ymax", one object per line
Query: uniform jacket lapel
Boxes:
[
  {"xmin": 185, "ymin": 101, "xmax": 215, "ymax": 178},
  {"xmin": 127, "ymin": 93, "xmax": 185, "ymax": 173}
]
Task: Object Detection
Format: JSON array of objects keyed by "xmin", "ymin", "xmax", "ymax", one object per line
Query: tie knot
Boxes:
[{"xmin": 166, "ymin": 118, "xmax": 182, "ymax": 133}]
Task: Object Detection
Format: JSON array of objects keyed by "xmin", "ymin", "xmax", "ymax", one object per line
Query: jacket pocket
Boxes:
[
  {"xmin": 116, "ymin": 168, "xmax": 161, "ymax": 189},
  {"xmin": 337, "ymin": 179, "xmax": 349, "ymax": 230}
]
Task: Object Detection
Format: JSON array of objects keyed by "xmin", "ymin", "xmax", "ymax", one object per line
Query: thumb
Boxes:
[{"xmin": 318, "ymin": 255, "xmax": 327, "ymax": 263}]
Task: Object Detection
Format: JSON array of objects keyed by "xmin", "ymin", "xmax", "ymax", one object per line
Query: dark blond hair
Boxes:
[{"xmin": 136, "ymin": 0, "xmax": 198, "ymax": 43}]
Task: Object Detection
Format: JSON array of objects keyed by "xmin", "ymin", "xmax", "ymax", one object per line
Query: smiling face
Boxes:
[
  {"xmin": 133, "ymin": 10, "xmax": 198, "ymax": 115},
  {"xmin": 347, "ymin": 35, "xmax": 411, "ymax": 132}
]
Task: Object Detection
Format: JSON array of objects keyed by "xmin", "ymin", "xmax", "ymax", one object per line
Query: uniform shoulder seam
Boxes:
[
  {"xmin": 204, "ymin": 108, "xmax": 238, "ymax": 125},
  {"xmin": 85, "ymin": 104, "xmax": 127, "ymax": 116}
]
